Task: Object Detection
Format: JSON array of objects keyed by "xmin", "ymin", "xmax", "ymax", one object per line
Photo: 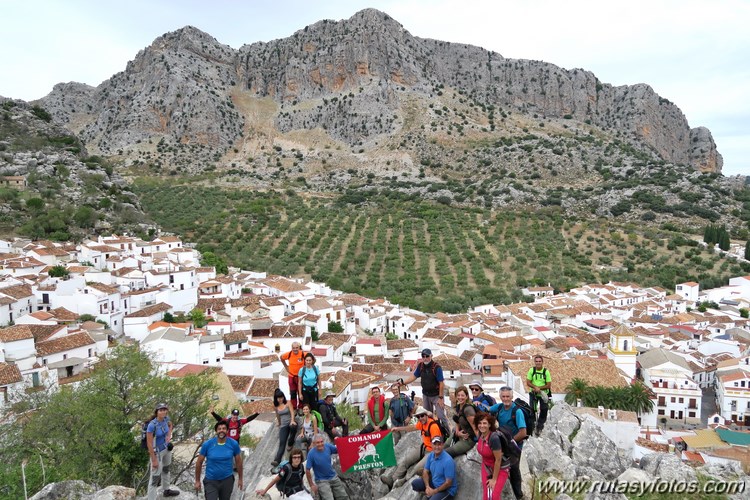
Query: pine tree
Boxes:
[{"xmin": 745, "ymin": 240, "xmax": 750, "ymax": 260}]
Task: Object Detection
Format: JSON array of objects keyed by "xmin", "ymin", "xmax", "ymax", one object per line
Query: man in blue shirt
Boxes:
[
  {"xmin": 305, "ymin": 433, "xmax": 349, "ymax": 500},
  {"xmin": 489, "ymin": 387, "xmax": 527, "ymax": 500},
  {"xmin": 194, "ymin": 420, "xmax": 243, "ymax": 500},
  {"xmin": 411, "ymin": 435, "xmax": 457, "ymax": 499}
]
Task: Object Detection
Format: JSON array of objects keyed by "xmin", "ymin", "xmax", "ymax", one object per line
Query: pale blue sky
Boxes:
[{"xmin": 1, "ymin": 0, "xmax": 747, "ymax": 176}]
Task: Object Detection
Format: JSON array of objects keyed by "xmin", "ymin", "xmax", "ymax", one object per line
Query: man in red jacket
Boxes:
[{"xmin": 360, "ymin": 386, "xmax": 390, "ymax": 434}]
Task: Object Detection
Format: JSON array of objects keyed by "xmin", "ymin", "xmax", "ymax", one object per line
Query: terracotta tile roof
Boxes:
[
  {"xmin": 269, "ymin": 324, "xmax": 306, "ymax": 338},
  {"xmin": 247, "ymin": 378, "xmax": 279, "ymax": 397},
  {"xmin": 87, "ymin": 282, "xmax": 120, "ymax": 295},
  {"xmin": 307, "ymin": 298, "xmax": 332, "ymax": 311},
  {"xmin": 0, "ymin": 362, "xmax": 23, "ymax": 385},
  {"xmin": 0, "ymin": 324, "xmax": 63, "ymax": 343},
  {"xmin": 385, "ymin": 339, "xmax": 418, "ymax": 350},
  {"xmin": 242, "ymin": 399, "xmax": 275, "ymax": 415},
  {"xmin": 3, "ymin": 257, "xmax": 45, "ymax": 268},
  {"xmin": 508, "ymin": 357, "xmax": 628, "ymax": 392},
  {"xmin": 49, "ymin": 307, "xmax": 79, "ymax": 321},
  {"xmin": 261, "ymin": 276, "xmax": 309, "ymax": 293},
  {"xmin": 228, "ymin": 375, "xmax": 254, "ymax": 393},
  {"xmin": 124, "ymin": 302, "xmax": 172, "ymax": 318},
  {"xmin": 0, "ymin": 284, "xmax": 33, "ymax": 299},
  {"xmin": 166, "ymin": 365, "xmax": 216, "ymax": 377},
  {"xmin": 423, "ymin": 328, "xmax": 450, "ymax": 340},
  {"xmin": 328, "ymin": 370, "xmax": 378, "ymax": 395},
  {"xmin": 338, "ymin": 294, "xmax": 370, "ymax": 305},
  {"xmin": 224, "ymin": 331, "xmax": 249, "ymax": 345},
  {"xmin": 317, "ymin": 333, "xmax": 350, "ymax": 350},
  {"xmin": 36, "ymin": 331, "xmax": 96, "ymax": 356}
]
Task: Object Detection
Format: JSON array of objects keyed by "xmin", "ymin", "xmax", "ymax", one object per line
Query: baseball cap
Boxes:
[
  {"xmin": 231, "ymin": 408, "xmax": 240, "ymax": 415},
  {"xmin": 431, "ymin": 435, "xmax": 443, "ymax": 444},
  {"xmin": 325, "ymin": 391, "xmax": 335, "ymax": 398},
  {"xmin": 155, "ymin": 402, "xmax": 169, "ymax": 411},
  {"xmin": 421, "ymin": 348, "xmax": 432, "ymax": 356}
]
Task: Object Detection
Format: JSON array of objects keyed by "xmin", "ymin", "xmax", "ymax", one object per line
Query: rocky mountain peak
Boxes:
[{"xmin": 33, "ymin": 9, "xmax": 724, "ymax": 196}]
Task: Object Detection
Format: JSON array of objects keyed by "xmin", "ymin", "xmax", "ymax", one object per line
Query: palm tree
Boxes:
[
  {"xmin": 564, "ymin": 378, "xmax": 589, "ymax": 405},
  {"xmin": 626, "ymin": 381, "xmax": 655, "ymax": 415}
]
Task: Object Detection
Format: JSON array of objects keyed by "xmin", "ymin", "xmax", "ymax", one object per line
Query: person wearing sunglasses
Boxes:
[{"xmin": 397, "ymin": 348, "xmax": 448, "ymax": 429}]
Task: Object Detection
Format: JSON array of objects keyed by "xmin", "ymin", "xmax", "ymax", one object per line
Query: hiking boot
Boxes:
[
  {"xmin": 393, "ymin": 478, "xmax": 406, "ymax": 489},
  {"xmin": 271, "ymin": 460, "xmax": 279, "ymax": 467},
  {"xmin": 163, "ymin": 490, "xmax": 180, "ymax": 497},
  {"xmin": 380, "ymin": 474, "xmax": 393, "ymax": 488}
]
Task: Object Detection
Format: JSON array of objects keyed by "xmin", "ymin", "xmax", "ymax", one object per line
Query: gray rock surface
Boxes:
[
  {"xmin": 35, "ymin": 9, "xmax": 720, "ymax": 177},
  {"xmin": 638, "ymin": 452, "xmax": 697, "ymax": 483}
]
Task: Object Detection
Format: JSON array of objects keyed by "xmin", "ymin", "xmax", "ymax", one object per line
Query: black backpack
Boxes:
[
  {"xmin": 276, "ymin": 461, "xmax": 305, "ymax": 495},
  {"xmin": 509, "ymin": 398, "xmax": 535, "ymax": 439},
  {"xmin": 425, "ymin": 418, "xmax": 451, "ymax": 443},
  {"xmin": 494, "ymin": 427, "xmax": 521, "ymax": 467}
]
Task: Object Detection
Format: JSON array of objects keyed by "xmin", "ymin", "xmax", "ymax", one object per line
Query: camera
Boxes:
[{"xmin": 166, "ymin": 443, "xmax": 174, "ymax": 451}]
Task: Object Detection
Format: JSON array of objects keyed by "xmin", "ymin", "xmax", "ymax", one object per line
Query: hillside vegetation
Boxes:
[{"xmin": 135, "ymin": 179, "xmax": 747, "ymax": 312}]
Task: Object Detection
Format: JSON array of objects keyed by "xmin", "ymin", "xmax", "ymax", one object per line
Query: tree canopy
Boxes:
[{"xmin": 0, "ymin": 345, "xmax": 217, "ymax": 498}]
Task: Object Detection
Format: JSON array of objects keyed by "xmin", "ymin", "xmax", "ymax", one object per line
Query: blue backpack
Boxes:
[{"xmin": 473, "ymin": 393, "xmax": 497, "ymax": 412}]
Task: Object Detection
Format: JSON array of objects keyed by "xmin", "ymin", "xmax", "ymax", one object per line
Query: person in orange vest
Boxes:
[
  {"xmin": 380, "ymin": 406, "xmax": 443, "ymax": 490},
  {"xmin": 280, "ymin": 342, "xmax": 307, "ymax": 409},
  {"xmin": 360, "ymin": 386, "xmax": 390, "ymax": 434}
]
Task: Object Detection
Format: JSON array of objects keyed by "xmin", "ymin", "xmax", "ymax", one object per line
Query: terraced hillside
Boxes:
[{"xmin": 135, "ymin": 180, "xmax": 747, "ymax": 312}]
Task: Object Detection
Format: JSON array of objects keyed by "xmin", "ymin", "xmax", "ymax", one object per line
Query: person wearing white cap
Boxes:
[
  {"xmin": 318, "ymin": 392, "xmax": 348, "ymax": 442},
  {"xmin": 469, "ymin": 380, "xmax": 497, "ymax": 412},
  {"xmin": 380, "ymin": 406, "xmax": 443, "ymax": 489},
  {"xmin": 410, "ymin": 434, "xmax": 458, "ymax": 499}
]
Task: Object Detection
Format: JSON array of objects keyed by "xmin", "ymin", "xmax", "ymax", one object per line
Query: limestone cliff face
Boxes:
[{"xmin": 39, "ymin": 8, "xmax": 721, "ymax": 174}]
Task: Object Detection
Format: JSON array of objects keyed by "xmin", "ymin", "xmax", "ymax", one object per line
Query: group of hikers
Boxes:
[{"xmin": 144, "ymin": 342, "xmax": 552, "ymax": 500}]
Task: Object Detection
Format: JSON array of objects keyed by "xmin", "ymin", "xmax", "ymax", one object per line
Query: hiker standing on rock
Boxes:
[
  {"xmin": 526, "ymin": 355, "xmax": 551, "ymax": 436},
  {"xmin": 281, "ymin": 342, "xmax": 307, "ymax": 410},
  {"xmin": 488, "ymin": 386, "xmax": 527, "ymax": 500},
  {"xmin": 397, "ymin": 348, "xmax": 449, "ymax": 428},
  {"xmin": 273, "ymin": 388, "xmax": 298, "ymax": 468},
  {"xmin": 305, "ymin": 434, "xmax": 349, "ymax": 500},
  {"xmin": 298, "ymin": 352, "xmax": 320, "ymax": 409},
  {"xmin": 195, "ymin": 420, "xmax": 243, "ymax": 500},
  {"xmin": 146, "ymin": 402, "xmax": 179, "ymax": 498}
]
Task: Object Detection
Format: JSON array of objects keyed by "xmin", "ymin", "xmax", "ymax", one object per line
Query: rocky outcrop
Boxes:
[
  {"xmin": 35, "ymin": 9, "xmax": 721, "ymax": 176},
  {"xmin": 29, "ymin": 404, "xmax": 750, "ymax": 500}
]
